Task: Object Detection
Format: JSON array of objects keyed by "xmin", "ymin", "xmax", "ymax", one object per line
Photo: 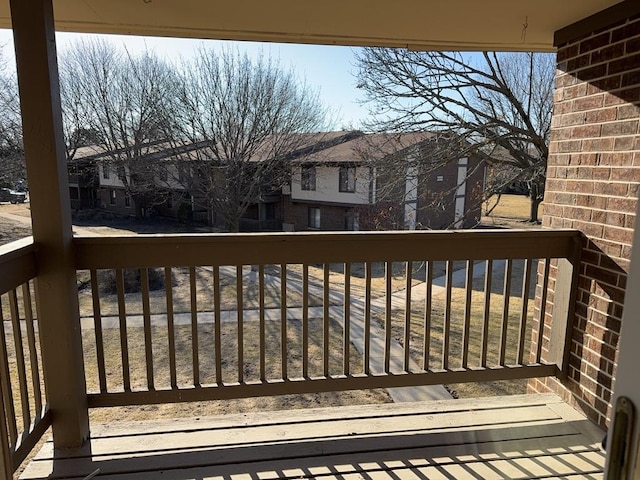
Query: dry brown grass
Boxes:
[
  {"xmin": 482, "ymin": 194, "xmax": 545, "ymax": 226},
  {"xmin": 381, "ymin": 259, "xmax": 538, "ymax": 398},
  {"xmin": 76, "ymin": 266, "xmax": 333, "ymax": 317},
  {"xmin": 82, "ymin": 317, "xmax": 391, "ymax": 423}
]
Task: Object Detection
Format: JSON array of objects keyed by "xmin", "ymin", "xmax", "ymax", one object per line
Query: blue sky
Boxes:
[{"xmin": 0, "ymin": 30, "xmax": 370, "ymax": 129}]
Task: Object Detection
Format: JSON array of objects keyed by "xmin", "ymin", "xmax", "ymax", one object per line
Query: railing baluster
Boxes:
[
  {"xmin": 237, "ymin": 265, "xmax": 244, "ymax": 383},
  {"xmin": 116, "ymin": 269, "xmax": 131, "ymax": 392},
  {"xmin": 481, "ymin": 260, "xmax": 493, "ymax": 368},
  {"xmin": 364, "ymin": 262, "xmax": 372, "ymax": 375},
  {"xmin": 384, "ymin": 261, "xmax": 392, "ymax": 373},
  {"xmin": 517, "ymin": 259, "xmax": 533, "ymax": 365},
  {"xmin": 323, "ymin": 264, "xmax": 330, "ymax": 377},
  {"xmin": 165, "ymin": 268, "xmax": 177, "ymax": 389},
  {"xmin": 280, "ymin": 264, "xmax": 287, "ymax": 380},
  {"xmin": 189, "ymin": 266, "xmax": 200, "ymax": 386},
  {"xmin": 90, "ymin": 270, "xmax": 107, "ymax": 393},
  {"xmin": 141, "ymin": 269, "xmax": 154, "ymax": 391},
  {"xmin": 442, "ymin": 261, "xmax": 453, "ymax": 370},
  {"xmin": 213, "ymin": 266, "xmax": 222, "ymax": 384},
  {"xmin": 259, "ymin": 265, "xmax": 266, "ymax": 382},
  {"xmin": 423, "ymin": 261, "xmax": 433, "ymax": 371},
  {"xmin": 343, "ymin": 263, "xmax": 351, "ymax": 376},
  {"xmin": 403, "ymin": 262, "xmax": 412, "ymax": 372},
  {"xmin": 0, "ymin": 304, "xmax": 17, "ymax": 447},
  {"xmin": 22, "ymin": 283, "xmax": 42, "ymax": 412},
  {"xmin": 302, "ymin": 264, "xmax": 309, "ymax": 378},
  {"xmin": 0, "ymin": 375, "xmax": 12, "ymax": 478},
  {"xmin": 499, "ymin": 260, "xmax": 513, "ymax": 366},
  {"xmin": 536, "ymin": 258, "xmax": 551, "ymax": 363},
  {"xmin": 461, "ymin": 260, "xmax": 474, "ymax": 369},
  {"xmin": 9, "ymin": 290, "xmax": 30, "ymax": 430}
]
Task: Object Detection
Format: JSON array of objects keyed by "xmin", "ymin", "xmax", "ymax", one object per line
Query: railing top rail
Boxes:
[
  {"xmin": 0, "ymin": 237, "xmax": 37, "ymax": 295},
  {"xmin": 74, "ymin": 229, "xmax": 582, "ymax": 269}
]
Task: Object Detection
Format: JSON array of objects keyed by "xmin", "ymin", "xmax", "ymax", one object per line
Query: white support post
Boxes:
[{"xmin": 10, "ymin": 0, "xmax": 89, "ymax": 448}]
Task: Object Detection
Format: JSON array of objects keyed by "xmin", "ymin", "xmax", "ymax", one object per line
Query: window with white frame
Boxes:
[
  {"xmin": 124, "ymin": 193, "xmax": 131, "ymax": 208},
  {"xmin": 308, "ymin": 207, "xmax": 321, "ymax": 229},
  {"xmin": 301, "ymin": 165, "xmax": 316, "ymax": 191},
  {"xmin": 109, "ymin": 189, "xmax": 116, "ymax": 205},
  {"xmin": 339, "ymin": 166, "xmax": 356, "ymax": 193},
  {"xmin": 103, "ymin": 163, "xmax": 110, "ymax": 179}
]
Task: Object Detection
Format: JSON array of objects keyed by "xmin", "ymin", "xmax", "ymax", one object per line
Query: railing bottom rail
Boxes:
[{"xmin": 87, "ymin": 364, "xmax": 556, "ymax": 407}]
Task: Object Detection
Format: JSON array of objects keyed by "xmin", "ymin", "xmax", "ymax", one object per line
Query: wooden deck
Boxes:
[{"xmin": 20, "ymin": 394, "xmax": 606, "ymax": 480}]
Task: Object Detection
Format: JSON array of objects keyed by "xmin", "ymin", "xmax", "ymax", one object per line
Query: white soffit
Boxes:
[{"xmin": 0, "ymin": 0, "xmax": 625, "ymax": 51}]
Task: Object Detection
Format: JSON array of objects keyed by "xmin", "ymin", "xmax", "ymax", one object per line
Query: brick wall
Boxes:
[{"xmin": 529, "ymin": 14, "xmax": 640, "ymax": 427}]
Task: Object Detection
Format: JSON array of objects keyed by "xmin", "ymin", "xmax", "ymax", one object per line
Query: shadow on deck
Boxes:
[{"xmin": 21, "ymin": 394, "xmax": 605, "ymax": 480}]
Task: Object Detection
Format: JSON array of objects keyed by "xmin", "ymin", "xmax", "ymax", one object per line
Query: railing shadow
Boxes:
[{"xmin": 44, "ymin": 419, "xmax": 605, "ymax": 479}]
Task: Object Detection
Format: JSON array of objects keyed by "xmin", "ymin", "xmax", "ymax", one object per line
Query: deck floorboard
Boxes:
[{"xmin": 20, "ymin": 394, "xmax": 606, "ymax": 480}]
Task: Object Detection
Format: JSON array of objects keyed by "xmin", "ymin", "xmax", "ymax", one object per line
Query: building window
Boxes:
[
  {"xmin": 109, "ymin": 189, "xmax": 116, "ymax": 205},
  {"xmin": 436, "ymin": 175, "xmax": 444, "ymax": 182},
  {"xmin": 178, "ymin": 163, "xmax": 189, "ymax": 184},
  {"xmin": 159, "ymin": 168, "xmax": 168, "ymax": 182},
  {"xmin": 167, "ymin": 193, "xmax": 173, "ymax": 209},
  {"xmin": 301, "ymin": 165, "xmax": 316, "ymax": 191},
  {"xmin": 339, "ymin": 166, "xmax": 356, "ymax": 193},
  {"xmin": 124, "ymin": 193, "xmax": 131, "ymax": 208},
  {"xmin": 308, "ymin": 207, "xmax": 321, "ymax": 229},
  {"xmin": 345, "ymin": 211, "xmax": 359, "ymax": 231},
  {"xmin": 103, "ymin": 163, "xmax": 110, "ymax": 179}
]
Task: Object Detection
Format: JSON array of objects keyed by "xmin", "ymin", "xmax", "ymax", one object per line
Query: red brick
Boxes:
[
  {"xmin": 599, "ymin": 152, "xmax": 634, "ymax": 166},
  {"xmin": 617, "ymin": 103, "xmax": 640, "ymax": 119},
  {"xmin": 591, "ymin": 43, "xmax": 626, "ymax": 64},
  {"xmin": 614, "ymin": 136, "xmax": 636, "ymax": 151},
  {"xmin": 625, "ymin": 34, "xmax": 640, "ymax": 55},
  {"xmin": 605, "ymin": 222, "xmax": 632, "ymax": 243},
  {"xmin": 556, "ymin": 72, "xmax": 578, "ymax": 88},
  {"xmin": 557, "ymin": 43, "xmax": 580, "ymax": 62},
  {"xmin": 579, "ymin": 32, "xmax": 612, "ymax": 54},
  {"xmin": 562, "ymin": 83, "xmax": 588, "ymax": 100},
  {"xmin": 557, "ymin": 139, "xmax": 583, "ymax": 153},
  {"xmin": 609, "ymin": 52, "xmax": 640, "ymax": 75},
  {"xmin": 570, "ymin": 124, "xmax": 603, "ymax": 138},
  {"xmin": 587, "ymin": 75, "xmax": 623, "ymax": 93},
  {"xmin": 611, "ymin": 20, "xmax": 640, "ymax": 43},
  {"xmin": 611, "ymin": 86, "xmax": 640, "ymax": 104},
  {"xmin": 610, "ymin": 167, "xmax": 640, "ymax": 181},
  {"xmin": 582, "ymin": 138, "xmax": 615, "ymax": 152},
  {"xmin": 585, "ymin": 107, "xmax": 617, "ymax": 123},
  {"xmin": 622, "ymin": 70, "xmax": 640, "ymax": 88},
  {"xmin": 601, "ymin": 119, "xmax": 639, "ymax": 136},
  {"xmin": 572, "ymin": 94, "xmax": 605, "ymax": 111},
  {"xmin": 567, "ymin": 54, "xmax": 592, "ymax": 71},
  {"xmin": 607, "ymin": 196, "xmax": 637, "ymax": 213},
  {"xmin": 575, "ymin": 64, "xmax": 608, "ymax": 82}
]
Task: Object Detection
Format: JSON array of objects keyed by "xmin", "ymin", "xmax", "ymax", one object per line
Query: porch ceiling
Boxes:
[{"xmin": 0, "ymin": 0, "xmax": 625, "ymax": 52}]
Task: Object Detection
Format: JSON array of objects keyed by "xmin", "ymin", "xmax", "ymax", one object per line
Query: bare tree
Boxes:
[
  {"xmin": 172, "ymin": 48, "xmax": 329, "ymax": 231},
  {"xmin": 0, "ymin": 48, "xmax": 25, "ymax": 189},
  {"xmin": 59, "ymin": 39, "xmax": 178, "ymax": 217},
  {"xmin": 355, "ymin": 50, "xmax": 555, "ymax": 222}
]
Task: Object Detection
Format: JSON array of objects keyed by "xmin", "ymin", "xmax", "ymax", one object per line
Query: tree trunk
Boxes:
[
  {"xmin": 528, "ymin": 180, "xmax": 543, "ymax": 224},
  {"xmin": 530, "ymin": 196, "xmax": 541, "ymax": 223}
]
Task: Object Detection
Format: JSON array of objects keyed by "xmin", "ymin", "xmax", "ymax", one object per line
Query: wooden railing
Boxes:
[
  {"xmin": 0, "ymin": 238, "xmax": 51, "ymax": 477},
  {"xmin": 73, "ymin": 229, "xmax": 581, "ymax": 408}
]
